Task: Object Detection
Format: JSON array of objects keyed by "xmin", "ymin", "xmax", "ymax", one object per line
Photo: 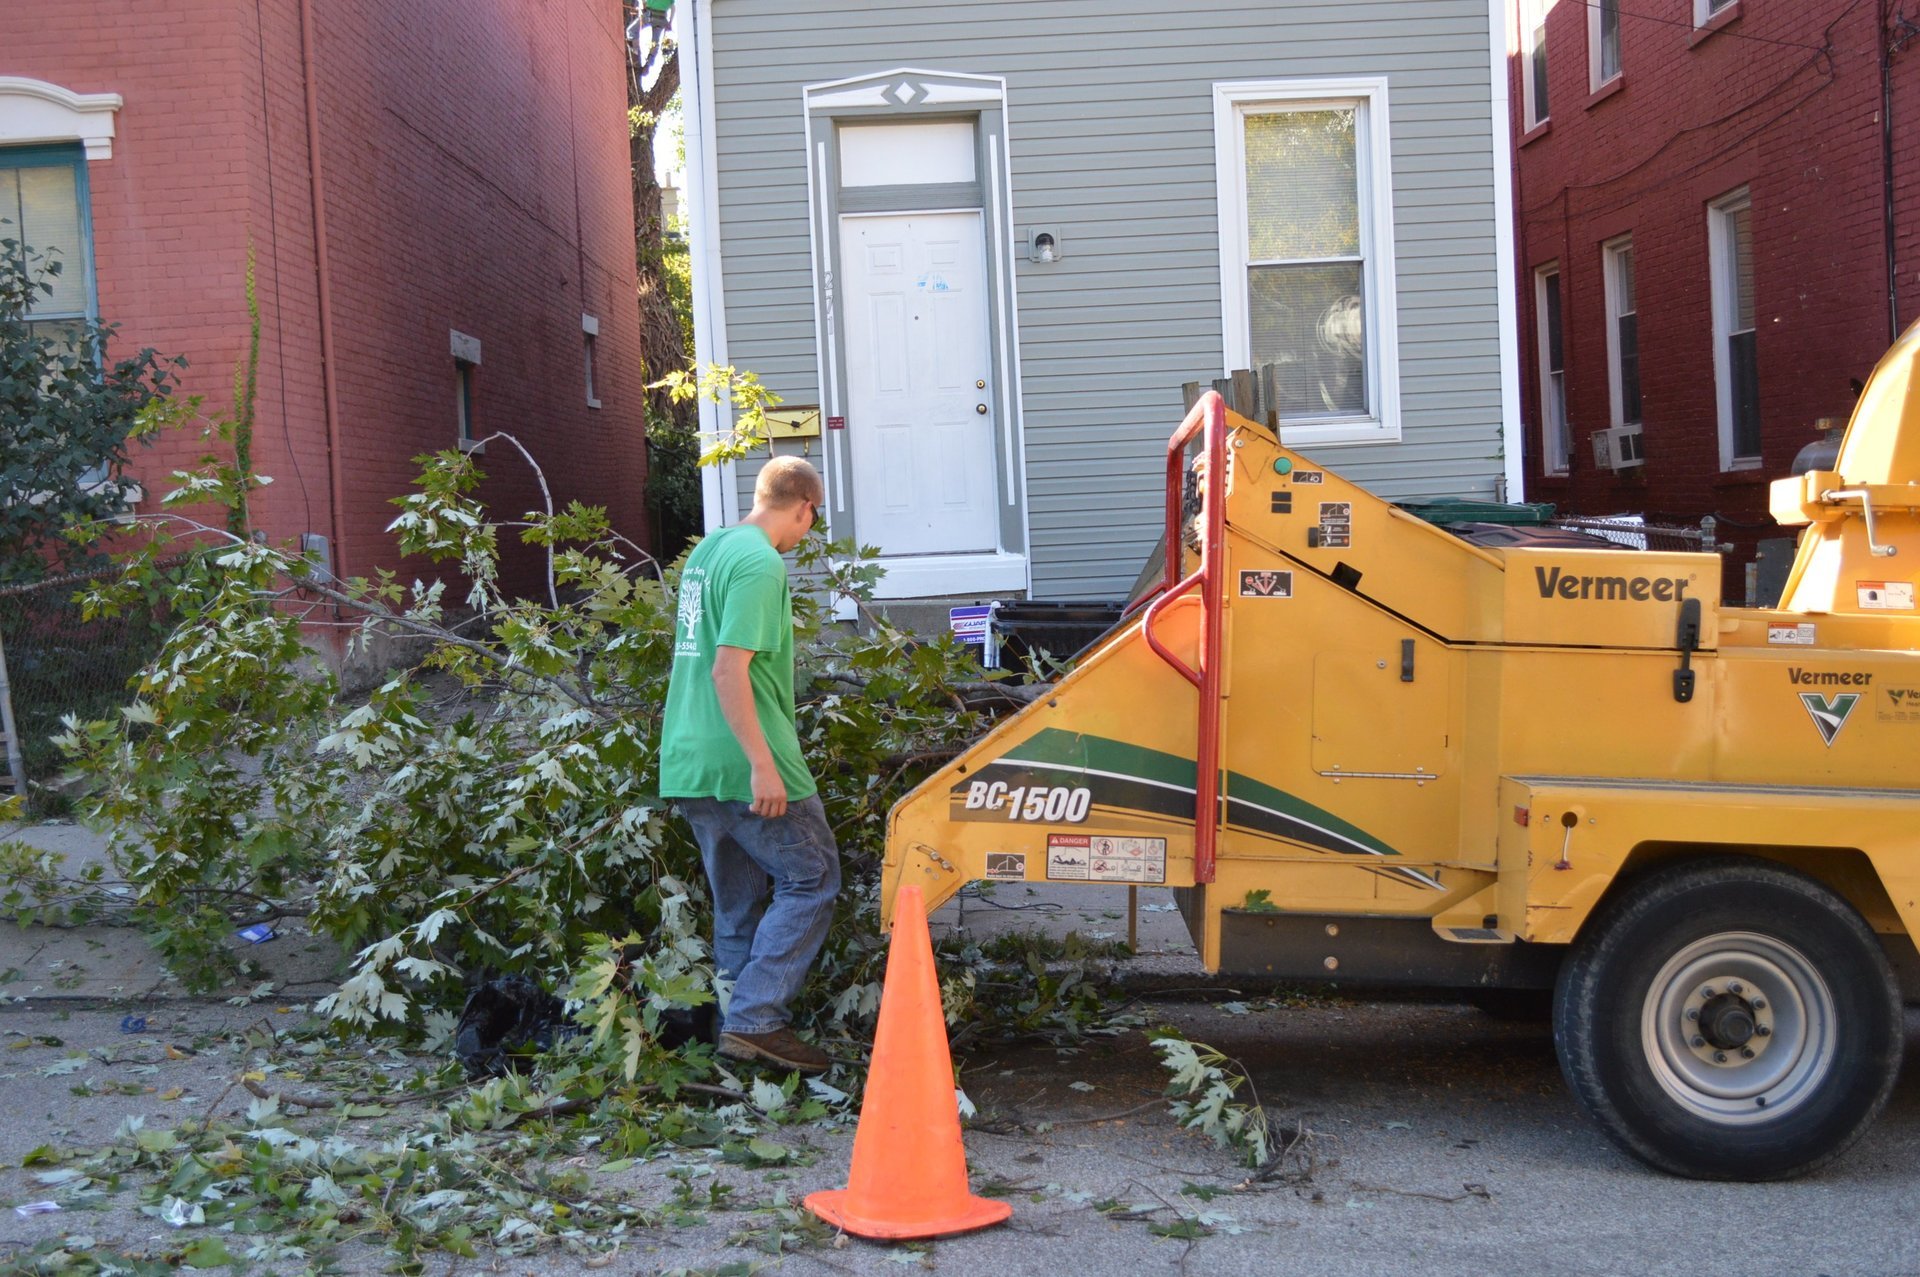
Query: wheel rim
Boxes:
[{"xmin": 1639, "ymin": 931, "xmax": 1837, "ymax": 1125}]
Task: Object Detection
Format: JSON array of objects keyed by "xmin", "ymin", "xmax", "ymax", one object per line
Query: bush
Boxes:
[{"xmin": 0, "ymin": 231, "xmax": 182, "ymax": 585}]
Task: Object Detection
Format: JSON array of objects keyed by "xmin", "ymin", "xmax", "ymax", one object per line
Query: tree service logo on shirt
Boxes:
[{"xmin": 676, "ymin": 576, "xmax": 704, "ymax": 655}]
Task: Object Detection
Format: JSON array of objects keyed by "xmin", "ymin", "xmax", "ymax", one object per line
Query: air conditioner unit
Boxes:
[{"xmin": 1591, "ymin": 424, "xmax": 1646, "ymax": 472}]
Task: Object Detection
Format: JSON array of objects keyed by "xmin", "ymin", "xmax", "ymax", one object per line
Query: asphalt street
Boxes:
[
  {"xmin": 3, "ymin": 997, "xmax": 1918, "ymax": 1276},
  {"xmin": 3, "ymin": 823, "xmax": 1918, "ymax": 1276}
]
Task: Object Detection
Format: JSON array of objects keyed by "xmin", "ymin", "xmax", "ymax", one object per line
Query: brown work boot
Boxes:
[{"xmin": 718, "ymin": 1026, "xmax": 830, "ymax": 1074}]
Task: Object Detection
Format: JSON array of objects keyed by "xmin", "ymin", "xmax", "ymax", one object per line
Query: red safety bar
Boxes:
[{"xmin": 1140, "ymin": 392, "xmax": 1227, "ymax": 884}]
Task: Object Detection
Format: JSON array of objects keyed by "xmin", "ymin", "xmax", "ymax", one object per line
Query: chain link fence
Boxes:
[
  {"xmin": 1550, "ymin": 515, "xmax": 1729, "ymax": 555},
  {"xmin": 0, "ymin": 559, "xmax": 177, "ymax": 809}
]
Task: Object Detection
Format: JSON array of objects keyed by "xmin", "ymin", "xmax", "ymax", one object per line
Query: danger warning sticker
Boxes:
[
  {"xmin": 1768, "ymin": 622, "xmax": 1817, "ymax": 646},
  {"xmin": 1047, "ymin": 834, "xmax": 1167, "ymax": 884},
  {"xmin": 984, "ymin": 852, "xmax": 1027, "ymax": 881},
  {"xmin": 1239, "ymin": 569, "xmax": 1293, "ymax": 598},
  {"xmin": 1857, "ymin": 581, "xmax": 1915, "ymax": 610},
  {"xmin": 1317, "ymin": 501, "xmax": 1352, "ymax": 549}
]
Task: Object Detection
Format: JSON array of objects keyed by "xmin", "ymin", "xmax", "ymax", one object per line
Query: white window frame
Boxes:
[
  {"xmin": 1589, "ymin": 0, "xmax": 1623, "ymax": 91},
  {"xmin": 1534, "ymin": 264, "xmax": 1569, "ymax": 475},
  {"xmin": 1521, "ymin": 0, "xmax": 1553, "ymax": 131},
  {"xmin": 1602, "ymin": 236, "xmax": 1639, "ymax": 430},
  {"xmin": 1214, "ymin": 76, "xmax": 1400, "ymax": 447},
  {"xmin": 1709, "ymin": 186, "xmax": 1760, "ymax": 470},
  {"xmin": 1693, "ymin": 0, "xmax": 1738, "ymax": 25},
  {"xmin": 582, "ymin": 312, "xmax": 601, "ymax": 409},
  {"xmin": 455, "ymin": 360, "xmax": 480, "ymax": 452}
]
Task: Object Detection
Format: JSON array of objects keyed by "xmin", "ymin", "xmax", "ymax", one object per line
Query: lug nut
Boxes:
[
  {"xmin": 1701, "ymin": 987, "xmax": 1716, "ymax": 999},
  {"xmin": 1691, "ymin": 1036, "xmax": 1707, "ymax": 1048},
  {"xmin": 1686, "ymin": 1008, "xmax": 1699, "ymax": 1021},
  {"xmin": 1757, "ymin": 1025, "xmax": 1772, "ymax": 1037},
  {"xmin": 1714, "ymin": 1051, "xmax": 1728, "ymax": 1063},
  {"xmin": 1751, "ymin": 998, "xmax": 1766, "ymax": 1010},
  {"xmin": 1741, "ymin": 1047, "xmax": 1755, "ymax": 1059},
  {"xmin": 1729, "ymin": 981, "xmax": 1744, "ymax": 995}
]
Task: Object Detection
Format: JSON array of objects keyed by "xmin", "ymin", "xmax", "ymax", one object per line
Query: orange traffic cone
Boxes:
[{"xmin": 805, "ymin": 884, "xmax": 1012, "ymax": 1240}]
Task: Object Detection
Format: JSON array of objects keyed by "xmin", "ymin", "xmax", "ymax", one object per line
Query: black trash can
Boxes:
[{"xmin": 991, "ymin": 601, "xmax": 1126, "ymax": 679}]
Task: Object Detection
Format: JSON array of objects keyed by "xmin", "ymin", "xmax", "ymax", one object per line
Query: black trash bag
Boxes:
[
  {"xmin": 452, "ymin": 977, "xmax": 575, "ymax": 1078},
  {"xmin": 452, "ymin": 976, "xmax": 718, "ymax": 1078}
]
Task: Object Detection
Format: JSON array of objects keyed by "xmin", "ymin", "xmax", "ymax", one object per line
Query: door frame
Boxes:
[{"xmin": 801, "ymin": 68, "xmax": 1031, "ymax": 599}]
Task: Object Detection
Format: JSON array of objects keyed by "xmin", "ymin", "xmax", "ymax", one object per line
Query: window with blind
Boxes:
[
  {"xmin": 1590, "ymin": 0, "xmax": 1623, "ymax": 88},
  {"xmin": 1522, "ymin": 0, "xmax": 1553, "ymax": 129},
  {"xmin": 1711, "ymin": 189, "xmax": 1759, "ymax": 467},
  {"xmin": 1597, "ymin": 240, "xmax": 1643, "ymax": 433},
  {"xmin": 1, "ymin": 144, "xmax": 95, "ymax": 356},
  {"xmin": 1215, "ymin": 79, "xmax": 1399, "ymax": 445},
  {"xmin": 1535, "ymin": 265, "xmax": 1569, "ymax": 474},
  {"xmin": 1603, "ymin": 237, "xmax": 1640, "ymax": 430}
]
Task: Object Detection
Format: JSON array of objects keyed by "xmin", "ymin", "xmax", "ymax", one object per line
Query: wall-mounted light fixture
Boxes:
[{"xmin": 1027, "ymin": 228, "xmax": 1063, "ymax": 263}]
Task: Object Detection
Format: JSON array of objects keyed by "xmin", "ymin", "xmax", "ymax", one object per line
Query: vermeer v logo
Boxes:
[{"xmin": 1800, "ymin": 692, "xmax": 1860, "ymax": 747}]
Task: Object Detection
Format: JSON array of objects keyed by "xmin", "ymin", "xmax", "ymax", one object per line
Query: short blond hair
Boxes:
[{"xmin": 754, "ymin": 455, "xmax": 824, "ymax": 511}]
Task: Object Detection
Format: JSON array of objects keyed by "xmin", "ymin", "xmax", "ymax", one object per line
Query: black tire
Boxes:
[{"xmin": 1553, "ymin": 857, "xmax": 1902, "ymax": 1180}]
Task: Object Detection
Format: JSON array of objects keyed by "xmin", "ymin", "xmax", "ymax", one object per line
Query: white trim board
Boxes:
[
  {"xmin": 683, "ymin": 0, "xmax": 738, "ymax": 529},
  {"xmin": 0, "ymin": 77, "xmax": 123, "ymax": 160},
  {"xmin": 1212, "ymin": 76, "xmax": 1402, "ymax": 449},
  {"xmin": 868, "ymin": 551, "xmax": 1029, "ymax": 600},
  {"xmin": 1489, "ymin": 0, "xmax": 1526, "ymax": 500}
]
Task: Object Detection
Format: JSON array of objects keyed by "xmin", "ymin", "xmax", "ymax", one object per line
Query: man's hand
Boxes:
[
  {"xmin": 749, "ymin": 760, "xmax": 788, "ymax": 819},
  {"xmin": 714, "ymin": 646, "xmax": 789, "ymax": 819}
]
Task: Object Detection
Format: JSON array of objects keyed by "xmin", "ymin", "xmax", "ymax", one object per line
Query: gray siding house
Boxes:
[{"xmin": 681, "ymin": 0, "xmax": 1519, "ymax": 601}]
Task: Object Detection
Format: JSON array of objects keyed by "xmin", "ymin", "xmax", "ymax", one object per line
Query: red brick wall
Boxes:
[
  {"xmin": 308, "ymin": 0, "xmax": 649, "ymax": 596},
  {"xmin": 1510, "ymin": 0, "xmax": 1914, "ymax": 587},
  {"xmin": 5, "ymin": 2, "xmax": 258, "ymax": 524},
  {"xmin": 4, "ymin": 0, "xmax": 647, "ymax": 606}
]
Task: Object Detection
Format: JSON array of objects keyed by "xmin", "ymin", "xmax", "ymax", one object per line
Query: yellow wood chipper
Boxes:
[{"xmin": 881, "ymin": 323, "xmax": 1920, "ymax": 1182}]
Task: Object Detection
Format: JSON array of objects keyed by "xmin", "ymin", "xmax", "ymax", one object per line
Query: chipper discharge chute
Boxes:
[{"xmin": 882, "ymin": 322, "xmax": 1920, "ymax": 1182}]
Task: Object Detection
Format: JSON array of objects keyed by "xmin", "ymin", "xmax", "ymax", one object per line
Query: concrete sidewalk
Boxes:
[{"xmin": 0, "ymin": 819, "xmax": 344, "ymax": 1005}]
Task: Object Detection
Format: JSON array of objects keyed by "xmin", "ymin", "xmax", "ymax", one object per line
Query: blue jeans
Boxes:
[{"xmin": 676, "ymin": 795, "xmax": 842, "ymax": 1035}]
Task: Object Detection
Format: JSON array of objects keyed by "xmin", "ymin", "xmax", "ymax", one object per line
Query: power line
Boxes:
[
  {"xmin": 1556, "ymin": 0, "xmax": 1847, "ymax": 55},
  {"xmin": 1519, "ymin": 0, "xmax": 1868, "ymax": 217}
]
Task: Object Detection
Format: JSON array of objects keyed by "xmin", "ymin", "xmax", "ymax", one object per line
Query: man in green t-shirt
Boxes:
[{"xmin": 661, "ymin": 456, "xmax": 838, "ymax": 1073}]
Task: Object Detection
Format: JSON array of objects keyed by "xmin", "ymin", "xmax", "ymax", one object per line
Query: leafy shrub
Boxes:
[
  {"xmin": 0, "ymin": 231, "xmax": 182, "ymax": 585},
  {"xmin": 24, "ymin": 425, "xmax": 1019, "ymax": 1081}
]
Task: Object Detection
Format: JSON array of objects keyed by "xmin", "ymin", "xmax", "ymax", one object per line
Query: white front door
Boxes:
[{"xmin": 840, "ymin": 211, "xmax": 999, "ymax": 557}]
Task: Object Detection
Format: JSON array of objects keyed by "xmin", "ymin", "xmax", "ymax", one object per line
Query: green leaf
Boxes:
[
  {"xmin": 179, "ymin": 1236, "xmax": 237, "ymax": 1268},
  {"xmin": 1149, "ymin": 1217, "xmax": 1214, "ymax": 1240},
  {"xmin": 745, "ymin": 1137, "xmax": 790, "ymax": 1164}
]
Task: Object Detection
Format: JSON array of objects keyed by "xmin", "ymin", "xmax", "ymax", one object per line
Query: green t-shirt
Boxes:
[{"xmin": 659, "ymin": 524, "xmax": 816, "ymax": 802}]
